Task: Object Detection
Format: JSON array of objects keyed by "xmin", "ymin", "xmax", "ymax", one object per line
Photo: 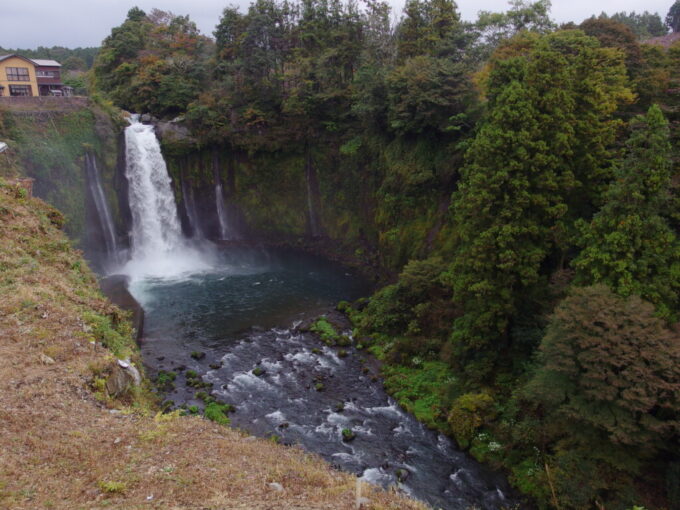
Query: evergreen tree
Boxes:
[
  {"xmin": 573, "ymin": 105, "xmax": 680, "ymax": 318},
  {"xmin": 667, "ymin": 0, "xmax": 680, "ymax": 32},
  {"xmin": 608, "ymin": 10, "xmax": 667, "ymax": 39},
  {"xmin": 395, "ymin": 0, "xmax": 463, "ymax": 61},
  {"xmin": 449, "ymin": 31, "xmax": 631, "ymax": 380}
]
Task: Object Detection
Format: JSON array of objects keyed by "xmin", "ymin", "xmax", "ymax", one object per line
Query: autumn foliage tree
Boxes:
[
  {"xmin": 521, "ymin": 284, "xmax": 680, "ymax": 507},
  {"xmin": 93, "ymin": 7, "xmax": 210, "ymax": 116}
]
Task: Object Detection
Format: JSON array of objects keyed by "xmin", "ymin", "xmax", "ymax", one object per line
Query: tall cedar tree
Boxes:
[
  {"xmin": 573, "ymin": 104, "xmax": 680, "ymax": 318},
  {"xmin": 449, "ymin": 30, "xmax": 631, "ymax": 381}
]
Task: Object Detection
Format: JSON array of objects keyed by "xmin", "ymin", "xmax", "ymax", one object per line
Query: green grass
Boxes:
[
  {"xmin": 204, "ymin": 402, "xmax": 231, "ymax": 425},
  {"xmin": 81, "ymin": 310, "xmax": 135, "ymax": 360},
  {"xmin": 381, "ymin": 360, "xmax": 455, "ymax": 430},
  {"xmin": 310, "ymin": 317, "xmax": 340, "ymax": 345}
]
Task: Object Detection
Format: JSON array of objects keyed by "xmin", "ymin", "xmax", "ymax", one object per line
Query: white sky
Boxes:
[{"xmin": 0, "ymin": 0, "xmax": 673, "ymax": 49}]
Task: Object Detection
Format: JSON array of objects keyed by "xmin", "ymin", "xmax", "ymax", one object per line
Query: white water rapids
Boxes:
[{"xmin": 85, "ymin": 152, "xmax": 119, "ymax": 266}]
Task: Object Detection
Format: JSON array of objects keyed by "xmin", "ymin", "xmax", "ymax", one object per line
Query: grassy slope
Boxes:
[{"xmin": 0, "ymin": 180, "xmax": 425, "ymax": 510}]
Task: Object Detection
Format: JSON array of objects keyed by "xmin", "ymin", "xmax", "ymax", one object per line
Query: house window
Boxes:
[
  {"xmin": 36, "ymin": 71, "xmax": 57, "ymax": 78},
  {"xmin": 6, "ymin": 67, "xmax": 30, "ymax": 81},
  {"xmin": 9, "ymin": 85, "xmax": 32, "ymax": 96}
]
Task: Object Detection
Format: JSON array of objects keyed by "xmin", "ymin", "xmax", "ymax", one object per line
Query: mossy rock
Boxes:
[
  {"xmin": 337, "ymin": 336, "xmax": 352, "ymax": 347},
  {"xmin": 341, "ymin": 428, "xmax": 356, "ymax": 442}
]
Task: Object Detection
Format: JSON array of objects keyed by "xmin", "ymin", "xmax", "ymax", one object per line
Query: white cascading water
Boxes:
[
  {"xmin": 181, "ymin": 171, "xmax": 203, "ymax": 238},
  {"xmin": 213, "ymin": 165, "xmax": 233, "ymax": 240},
  {"xmin": 85, "ymin": 152, "xmax": 119, "ymax": 264},
  {"xmin": 122, "ymin": 116, "xmax": 213, "ymax": 280}
]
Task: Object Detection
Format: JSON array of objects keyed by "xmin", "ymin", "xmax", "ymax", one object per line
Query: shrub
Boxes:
[
  {"xmin": 447, "ymin": 392, "xmax": 496, "ymax": 449},
  {"xmin": 358, "ymin": 257, "xmax": 454, "ymax": 341},
  {"xmin": 204, "ymin": 402, "xmax": 231, "ymax": 425}
]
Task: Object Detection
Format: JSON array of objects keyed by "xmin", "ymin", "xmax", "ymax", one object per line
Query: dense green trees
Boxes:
[
  {"xmin": 574, "ymin": 105, "xmax": 680, "ymax": 317},
  {"xmin": 667, "ymin": 1, "xmax": 680, "ymax": 32},
  {"xmin": 0, "ymin": 46, "xmax": 99, "ymax": 68},
  {"xmin": 600, "ymin": 11, "xmax": 668, "ymax": 39},
  {"xmin": 449, "ymin": 30, "xmax": 631, "ymax": 380},
  {"xmin": 521, "ymin": 285, "xmax": 680, "ymax": 507},
  {"xmin": 93, "ymin": 8, "xmax": 210, "ymax": 116}
]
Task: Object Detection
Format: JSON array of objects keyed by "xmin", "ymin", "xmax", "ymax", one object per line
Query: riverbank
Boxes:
[{"xmin": 0, "ymin": 179, "xmax": 425, "ymax": 509}]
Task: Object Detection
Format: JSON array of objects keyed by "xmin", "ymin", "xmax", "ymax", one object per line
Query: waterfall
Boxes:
[
  {"xmin": 213, "ymin": 162, "xmax": 234, "ymax": 240},
  {"xmin": 85, "ymin": 152, "xmax": 119, "ymax": 264},
  {"xmin": 124, "ymin": 117, "xmax": 183, "ymax": 255},
  {"xmin": 180, "ymin": 169, "xmax": 203, "ymax": 238},
  {"xmin": 122, "ymin": 116, "xmax": 213, "ymax": 279}
]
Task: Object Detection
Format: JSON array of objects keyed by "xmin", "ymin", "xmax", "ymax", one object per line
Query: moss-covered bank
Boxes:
[{"xmin": 161, "ymin": 133, "xmax": 456, "ymax": 277}]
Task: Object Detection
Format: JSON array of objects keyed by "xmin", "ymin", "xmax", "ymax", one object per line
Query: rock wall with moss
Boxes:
[
  {"xmin": 0, "ymin": 98, "xmax": 125, "ymax": 252},
  {"xmin": 161, "ymin": 132, "xmax": 455, "ymax": 275}
]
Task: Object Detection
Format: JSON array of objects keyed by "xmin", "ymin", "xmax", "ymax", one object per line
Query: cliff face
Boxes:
[
  {"xmin": 0, "ymin": 98, "xmax": 452, "ymax": 277},
  {"xmin": 159, "ymin": 130, "xmax": 455, "ymax": 274},
  {"xmin": 0, "ymin": 97, "xmax": 128, "ymax": 270}
]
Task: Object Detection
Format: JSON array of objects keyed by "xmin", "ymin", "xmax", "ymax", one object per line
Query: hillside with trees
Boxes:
[{"xmin": 84, "ymin": 1, "xmax": 680, "ymax": 508}]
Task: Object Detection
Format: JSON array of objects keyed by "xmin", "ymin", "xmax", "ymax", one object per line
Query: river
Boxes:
[{"xmin": 129, "ymin": 245, "xmax": 517, "ymax": 510}]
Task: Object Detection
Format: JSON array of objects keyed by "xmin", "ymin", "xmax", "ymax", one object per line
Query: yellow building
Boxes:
[{"xmin": 0, "ymin": 55, "xmax": 40, "ymax": 97}]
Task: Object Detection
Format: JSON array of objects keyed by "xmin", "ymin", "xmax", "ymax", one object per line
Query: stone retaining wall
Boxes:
[{"xmin": 0, "ymin": 96, "xmax": 89, "ymax": 111}]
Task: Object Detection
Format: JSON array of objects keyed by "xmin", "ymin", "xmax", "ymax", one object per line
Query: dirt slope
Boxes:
[{"xmin": 0, "ymin": 180, "xmax": 426, "ymax": 510}]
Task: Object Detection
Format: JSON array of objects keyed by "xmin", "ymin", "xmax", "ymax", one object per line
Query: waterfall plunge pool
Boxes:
[{"xmin": 130, "ymin": 245, "xmax": 519, "ymax": 510}]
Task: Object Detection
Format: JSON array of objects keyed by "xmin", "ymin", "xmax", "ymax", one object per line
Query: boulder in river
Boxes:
[{"xmin": 396, "ymin": 468, "xmax": 409, "ymax": 483}]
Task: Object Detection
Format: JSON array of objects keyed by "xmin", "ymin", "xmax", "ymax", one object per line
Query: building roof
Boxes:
[
  {"xmin": 31, "ymin": 59, "xmax": 61, "ymax": 67},
  {"xmin": 0, "ymin": 54, "xmax": 37, "ymax": 65},
  {"xmin": 0, "ymin": 54, "xmax": 62, "ymax": 67},
  {"xmin": 644, "ymin": 32, "xmax": 680, "ymax": 48}
]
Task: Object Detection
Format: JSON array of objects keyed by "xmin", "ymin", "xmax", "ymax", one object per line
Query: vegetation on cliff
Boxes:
[{"xmin": 0, "ymin": 99, "xmax": 124, "ymax": 246}]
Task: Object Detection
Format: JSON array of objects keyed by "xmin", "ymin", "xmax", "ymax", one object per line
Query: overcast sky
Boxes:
[{"xmin": 0, "ymin": 0, "xmax": 673, "ymax": 49}]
